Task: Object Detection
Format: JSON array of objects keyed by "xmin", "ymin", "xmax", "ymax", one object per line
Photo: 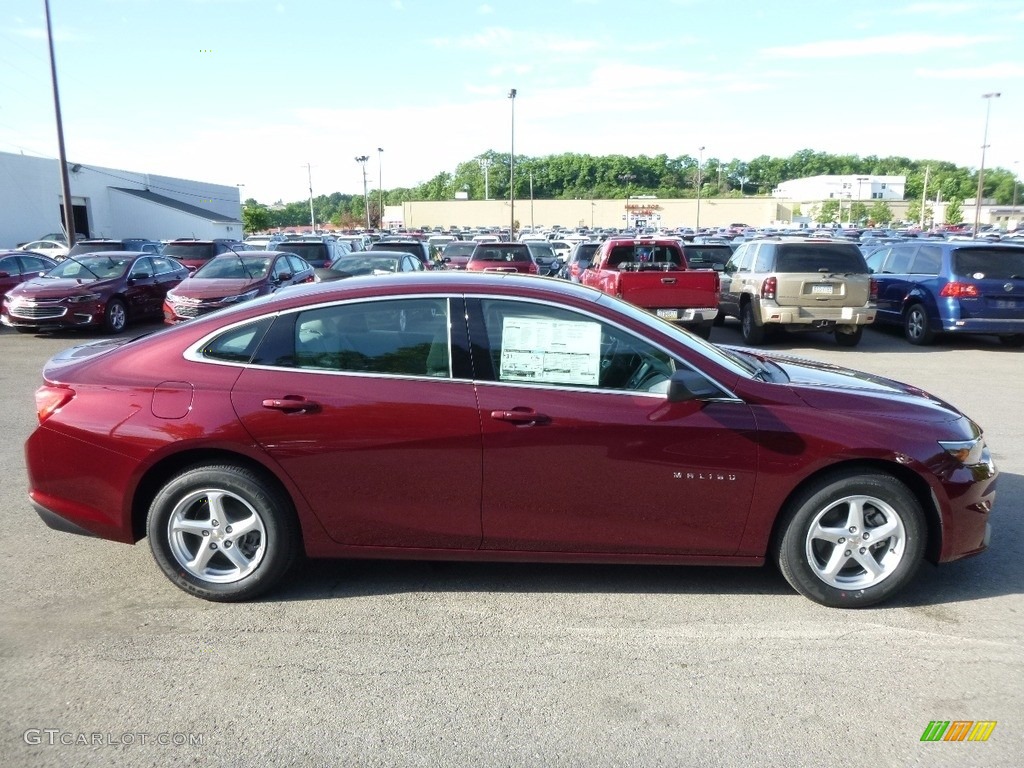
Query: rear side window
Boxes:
[
  {"xmin": 201, "ymin": 318, "xmax": 274, "ymax": 363},
  {"xmin": 910, "ymin": 246, "xmax": 942, "ymax": 275},
  {"xmin": 953, "ymin": 248, "xmax": 1024, "ymax": 279},
  {"xmin": 775, "ymin": 245, "xmax": 867, "ymax": 273}
]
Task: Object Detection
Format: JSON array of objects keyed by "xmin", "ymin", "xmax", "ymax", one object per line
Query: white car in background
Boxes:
[{"xmin": 17, "ymin": 239, "xmax": 70, "ymax": 259}]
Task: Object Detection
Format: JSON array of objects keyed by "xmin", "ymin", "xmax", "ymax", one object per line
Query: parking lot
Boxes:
[{"xmin": 1, "ymin": 318, "xmax": 1021, "ymax": 767}]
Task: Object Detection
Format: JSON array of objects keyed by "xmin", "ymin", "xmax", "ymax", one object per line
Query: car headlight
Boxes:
[
  {"xmin": 67, "ymin": 293, "xmax": 101, "ymax": 303},
  {"xmin": 938, "ymin": 437, "xmax": 986, "ymax": 466},
  {"xmin": 221, "ymin": 290, "xmax": 259, "ymax": 304}
]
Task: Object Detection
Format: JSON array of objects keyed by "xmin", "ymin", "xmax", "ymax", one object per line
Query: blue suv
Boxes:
[{"xmin": 864, "ymin": 241, "xmax": 1024, "ymax": 346}]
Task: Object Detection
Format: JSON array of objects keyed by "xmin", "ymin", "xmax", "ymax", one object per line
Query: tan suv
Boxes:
[{"xmin": 719, "ymin": 240, "xmax": 876, "ymax": 346}]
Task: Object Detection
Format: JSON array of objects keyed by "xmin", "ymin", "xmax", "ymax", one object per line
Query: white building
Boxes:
[
  {"xmin": 772, "ymin": 174, "xmax": 906, "ymax": 202},
  {"xmin": 0, "ymin": 151, "xmax": 243, "ymax": 247}
]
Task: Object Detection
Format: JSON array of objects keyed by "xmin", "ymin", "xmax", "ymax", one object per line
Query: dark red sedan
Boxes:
[
  {"xmin": 163, "ymin": 250, "xmax": 314, "ymax": 323},
  {"xmin": 2, "ymin": 251, "xmax": 188, "ymax": 333},
  {"xmin": 0, "ymin": 250, "xmax": 59, "ymax": 300},
  {"xmin": 26, "ymin": 274, "xmax": 995, "ymax": 606}
]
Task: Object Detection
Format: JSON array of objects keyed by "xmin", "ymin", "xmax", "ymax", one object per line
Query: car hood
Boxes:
[
  {"xmin": 8, "ymin": 276, "xmax": 109, "ymax": 298},
  {"xmin": 762, "ymin": 351, "xmax": 964, "ymax": 424},
  {"xmin": 170, "ymin": 278, "xmax": 260, "ymax": 298}
]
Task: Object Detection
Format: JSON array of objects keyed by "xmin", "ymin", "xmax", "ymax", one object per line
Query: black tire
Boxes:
[
  {"xmin": 998, "ymin": 334, "xmax": 1024, "ymax": 348},
  {"xmin": 104, "ymin": 298, "xmax": 127, "ymax": 334},
  {"xmin": 740, "ymin": 302, "xmax": 766, "ymax": 345},
  {"xmin": 774, "ymin": 469, "xmax": 926, "ymax": 608},
  {"xmin": 903, "ymin": 303, "xmax": 934, "ymax": 346},
  {"xmin": 835, "ymin": 326, "xmax": 863, "ymax": 347},
  {"xmin": 712, "ymin": 312, "xmax": 725, "ymax": 327},
  {"xmin": 147, "ymin": 464, "xmax": 299, "ymax": 602}
]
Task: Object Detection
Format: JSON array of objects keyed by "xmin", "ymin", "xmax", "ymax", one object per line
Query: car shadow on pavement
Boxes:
[{"xmin": 270, "ymin": 471, "xmax": 1022, "ymax": 607}]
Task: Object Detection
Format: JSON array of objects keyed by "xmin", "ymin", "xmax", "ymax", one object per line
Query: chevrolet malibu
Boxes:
[
  {"xmin": 26, "ymin": 273, "xmax": 996, "ymax": 606},
  {"xmin": 3, "ymin": 251, "xmax": 188, "ymax": 333},
  {"xmin": 163, "ymin": 250, "xmax": 314, "ymax": 323}
]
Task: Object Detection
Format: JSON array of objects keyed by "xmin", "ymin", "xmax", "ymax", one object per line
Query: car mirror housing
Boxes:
[{"xmin": 667, "ymin": 368, "xmax": 723, "ymax": 403}]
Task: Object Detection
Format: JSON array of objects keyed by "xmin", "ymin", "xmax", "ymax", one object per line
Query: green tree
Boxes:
[
  {"xmin": 819, "ymin": 199, "xmax": 839, "ymax": 224},
  {"xmin": 944, "ymin": 198, "xmax": 963, "ymax": 225},
  {"xmin": 241, "ymin": 199, "xmax": 270, "ymax": 234},
  {"xmin": 849, "ymin": 202, "xmax": 868, "ymax": 225},
  {"xmin": 868, "ymin": 201, "xmax": 893, "ymax": 225}
]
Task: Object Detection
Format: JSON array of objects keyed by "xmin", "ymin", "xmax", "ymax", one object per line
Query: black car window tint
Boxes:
[
  {"xmin": 775, "ymin": 245, "xmax": 866, "ymax": 273},
  {"xmin": 953, "ymin": 248, "xmax": 1024, "ymax": 279},
  {"xmin": 202, "ymin": 318, "xmax": 275, "ymax": 364},
  {"xmin": 291, "ymin": 299, "xmax": 451, "ymax": 378},
  {"xmin": 910, "ymin": 246, "xmax": 942, "ymax": 275}
]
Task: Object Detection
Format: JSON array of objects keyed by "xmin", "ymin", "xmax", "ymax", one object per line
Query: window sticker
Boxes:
[{"xmin": 499, "ymin": 316, "xmax": 601, "ymax": 385}]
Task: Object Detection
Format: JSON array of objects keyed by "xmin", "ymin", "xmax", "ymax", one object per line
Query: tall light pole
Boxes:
[
  {"xmin": 478, "ymin": 158, "xmax": 492, "ymax": 200},
  {"xmin": 44, "ymin": 0, "xmax": 75, "ymax": 246},
  {"xmin": 355, "ymin": 155, "xmax": 370, "ymax": 230},
  {"xmin": 377, "ymin": 147, "xmax": 384, "ymax": 230},
  {"xmin": 1012, "ymin": 160, "xmax": 1020, "ymax": 228},
  {"xmin": 304, "ymin": 163, "xmax": 315, "ymax": 233},
  {"xmin": 696, "ymin": 146, "xmax": 705, "ymax": 231},
  {"xmin": 508, "ymin": 88, "xmax": 517, "ymax": 239},
  {"xmin": 974, "ymin": 92, "xmax": 1001, "ymax": 238}
]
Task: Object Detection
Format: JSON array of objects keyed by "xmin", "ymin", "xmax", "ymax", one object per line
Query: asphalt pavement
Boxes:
[{"xmin": 1, "ymin": 318, "xmax": 1021, "ymax": 767}]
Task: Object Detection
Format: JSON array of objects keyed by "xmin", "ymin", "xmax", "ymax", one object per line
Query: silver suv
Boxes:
[{"xmin": 719, "ymin": 239, "xmax": 876, "ymax": 346}]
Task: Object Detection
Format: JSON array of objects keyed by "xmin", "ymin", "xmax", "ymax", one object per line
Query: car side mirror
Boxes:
[
  {"xmin": 667, "ymin": 369, "xmax": 724, "ymax": 403},
  {"xmin": 277, "ymin": 272, "xmax": 292, "ymax": 281}
]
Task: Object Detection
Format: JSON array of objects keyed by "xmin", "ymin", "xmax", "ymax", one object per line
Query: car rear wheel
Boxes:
[
  {"xmin": 903, "ymin": 304, "xmax": 934, "ymax": 345},
  {"xmin": 774, "ymin": 470, "xmax": 925, "ymax": 608},
  {"xmin": 104, "ymin": 298, "xmax": 127, "ymax": 334},
  {"xmin": 691, "ymin": 322, "xmax": 713, "ymax": 340},
  {"xmin": 998, "ymin": 334, "xmax": 1024, "ymax": 348},
  {"xmin": 740, "ymin": 303, "xmax": 766, "ymax": 345},
  {"xmin": 834, "ymin": 326, "xmax": 863, "ymax": 347},
  {"xmin": 147, "ymin": 464, "xmax": 299, "ymax": 601}
]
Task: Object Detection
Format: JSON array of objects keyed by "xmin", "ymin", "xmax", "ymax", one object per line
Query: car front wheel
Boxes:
[
  {"xmin": 774, "ymin": 470, "xmax": 926, "ymax": 608},
  {"xmin": 835, "ymin": 326, "xmax": 863, "ymax": 347},
  {"xmin": 147, "ymin": 464, "xmax": 298, "ymax": 601},
  {"xmin": 104, "ymin": 298, "xmax": 127, "ymax": 334}
]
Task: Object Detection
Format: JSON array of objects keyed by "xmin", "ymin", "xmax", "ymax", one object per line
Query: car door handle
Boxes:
[
  {"xmin": 490, "ymin": 408, "xmax": 550, "ymax": 425},
  {"xmin": 661, "ymin": 277, "xmax": 676, "ymax": 284},
  {"xmin": 262, "ymin": 396, "xmax": 320, "ymax": 413}
]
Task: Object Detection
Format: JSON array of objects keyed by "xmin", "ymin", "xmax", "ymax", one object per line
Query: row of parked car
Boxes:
[{"xmin": 3, "ymin": 231, "xmax": 1023, "ymax": 347}]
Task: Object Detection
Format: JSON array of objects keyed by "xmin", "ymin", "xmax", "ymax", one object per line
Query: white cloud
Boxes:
[
  {"xmin": 762, "ymin": 33, "xmax": 997, "ymax": 59},
  {"xmin": 478, "ymin": 4, "xmax": 494, "ymax": 13},
  {"xmin": 915, "ymin": 63, "xmax": 1024, "ymax": 79}
]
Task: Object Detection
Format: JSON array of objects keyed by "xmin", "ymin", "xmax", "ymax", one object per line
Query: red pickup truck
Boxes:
[{"xmin": 581, "ymin": 238, "xmax": 721, "ymax": 338}]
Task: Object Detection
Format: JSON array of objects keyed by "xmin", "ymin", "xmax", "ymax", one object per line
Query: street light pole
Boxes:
[
  {"xmin": 508, "ymin": 89, "xmax": 516, "ymax": 240},
  {"xmin": 478, "ymin": 158, "xmax": 492, "ymax": 200},
  {"xmin": 44, "ymin": 0, "xmax": 75, "ymax": 246},
  {"xmin": 618, "ymin": 173, "xmax": 636, "ymax": 230},
  {"xmin": 377, "ymin": 148, "xmax": 383, "ymax": 230},
  {"xmin": 974, "ymin": 92, "xmax": 1001, "ymax": 238},
  {"xmin": 696, "ymin": 146, "xmax": 705, "ymax": 231},
  {"xmin": 304, "ymin": 163, "xmax": 315, "ymax": 233},
  {"xmin": 355, "ymin": 155, "xmax": 370, "ymax": 229},
  {"xmin": 1012, "ymin": 160, "xmax": 1019, "ymax": 228}
]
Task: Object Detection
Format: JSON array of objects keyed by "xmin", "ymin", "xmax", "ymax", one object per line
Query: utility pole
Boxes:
[
  {"xmin": 355, "ymin": 155, "xmax": 370, "ymax": 230},
  {"xmin": 508, "ymin": 89, "xmax": 517, "ymax": 239},
  {"xmin": 377, "ymin": 148, "xmax": 384, "ymax": 230},
  {"xmin": 478, "ymin": 158, "xmax": 492, "ymax": 200},
  {"xmin": 920, "ymin": 166, "xmax": 930, "ymax": 230},
  {"xmin": 974, "ymin": 92, "xmax": 1000, "ymax": 238},
  {"xmin": 696, "ymin": 146, "xmax": 705, "ymax": 230},
  {"xmin": 305, "ymin": 163, "xmax": 315, "ymax": 233}
]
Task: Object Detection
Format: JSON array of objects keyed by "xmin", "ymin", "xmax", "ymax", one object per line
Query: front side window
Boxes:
[
  {"xmin": 290, "ymin": 298, "xmax": 452, "ymax": 378},
  {"xmin": 478, "ymin": 299, "xmax": 676, "ymax": 394}
]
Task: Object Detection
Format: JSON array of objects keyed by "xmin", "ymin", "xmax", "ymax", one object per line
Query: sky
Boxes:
[{"xmin": 1, "ymin": 0, "xmax": 1022, "ymax": 205}]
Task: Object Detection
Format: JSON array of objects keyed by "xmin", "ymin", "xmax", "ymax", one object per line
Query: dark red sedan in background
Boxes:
[
  {"xmin": 0, "ymin": 250, "xmax": 59, "ymax": 300},
  {"xmin": 2, "ymin": 251, "xmax": 188, "ymax": 333},
  {"xmin": 25, "ymin": 274, "xmax": 996, "ymax": 606},
  {"xmin": 163, "ymin": 250, "xmax": 314, "ymax": 323}
]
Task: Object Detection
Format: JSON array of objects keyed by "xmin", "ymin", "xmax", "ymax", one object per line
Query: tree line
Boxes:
[{"xmin": 243, "ymin": 148, "xmax": 1019, "ymax": 232}]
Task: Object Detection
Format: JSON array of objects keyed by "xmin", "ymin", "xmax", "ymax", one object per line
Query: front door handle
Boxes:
[
  {"xmin": 262, "ymin": 396, "xmax": 320, "ymax": 414},
  {"xmin": 490, "ymin": 407, "xmax": 550, "ymax": 425}
]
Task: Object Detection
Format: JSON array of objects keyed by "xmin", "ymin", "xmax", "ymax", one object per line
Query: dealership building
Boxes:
[{"xmin": 0, "ymin": 151, "xmax": 243, "ymax": 247}]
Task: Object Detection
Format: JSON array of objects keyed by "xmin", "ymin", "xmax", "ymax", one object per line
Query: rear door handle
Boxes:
[
  {"xmin": 490, "ymin": 407, "xmax": 550, "ymax": 425},
  {"xmin": 262, "ymin": 396, "xmax": 320, "ymax": 414},
  {"xmin": 661, "ymin": 277, "xmax": 676, "ymax": 284}
]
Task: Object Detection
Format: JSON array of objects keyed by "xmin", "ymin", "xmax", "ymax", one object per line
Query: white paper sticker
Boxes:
[{"xmin": 500, "ymin": 316, "xmax": 601, "ymax": 385}]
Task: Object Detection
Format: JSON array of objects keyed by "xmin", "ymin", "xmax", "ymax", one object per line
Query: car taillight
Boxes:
[
  {"xmin": 35, "ymin": 384, "xmax": 74, "ymax": 424},
  {"xmin": 940, "ymin": 282, "xmax": 979, "ymax": 298},
  {"xmin": 869, "ymin": 277, "xmax": 878, "ymax": 301},
  {"xmin": 761, "ymin": 276, "xmax": 777, "ymax": 300}
]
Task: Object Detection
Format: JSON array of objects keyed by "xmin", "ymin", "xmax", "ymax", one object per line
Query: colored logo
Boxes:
[{"xmin": 920, "ymin": 721, "xmax": 996, "ymax": 742}]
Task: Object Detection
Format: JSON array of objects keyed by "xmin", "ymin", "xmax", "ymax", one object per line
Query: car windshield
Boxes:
[
  {"xmin": 527, "ymin": 243, "xmax": 556, "ymax": 259},
  {"xmin": 67, "ymin": 242, "xmax": 121, "ymax": 256},
  {"xmin": 953, "ymin": 248, "xmax": 1024, "ymax": 279},
  {"xmin": 328, "ymin": 256, "xmax": 401, "ymax": 275},
  {"xmin": 193, "ymin": 254, "xmax": 271, "ymax": 279},
  {"xmin": 775, "ymin": 244, "xmax": 867, "ymax": 273},
  {"xmin": 46, "ymin": 255, "xmax": 131, "ymax": 280}
]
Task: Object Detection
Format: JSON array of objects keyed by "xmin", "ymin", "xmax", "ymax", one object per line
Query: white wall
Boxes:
[{"xmin": 0, "ymin": 151, "xmax": 240, "ymax": 247}]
